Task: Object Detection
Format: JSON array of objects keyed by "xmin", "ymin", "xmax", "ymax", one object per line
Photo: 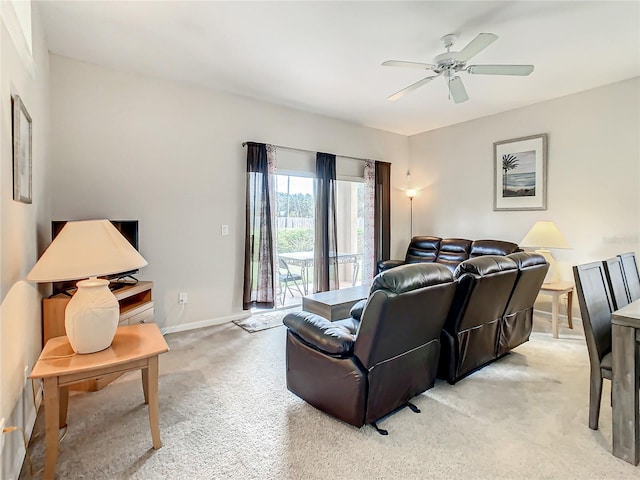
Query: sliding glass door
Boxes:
[{"xmin": 275, "ymin": 174, "xmax": 364, "ymax": 307}]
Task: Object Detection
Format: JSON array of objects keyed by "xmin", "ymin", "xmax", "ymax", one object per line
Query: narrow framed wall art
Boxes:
[{"xmin": 12, "ymin": 94, "xmax": 32, "ymax": 204}]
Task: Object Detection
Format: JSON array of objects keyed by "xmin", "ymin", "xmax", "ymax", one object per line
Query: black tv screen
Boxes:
[{"xmin": 51, "ymin": 220, "xmax": 140, "ymax": 294}]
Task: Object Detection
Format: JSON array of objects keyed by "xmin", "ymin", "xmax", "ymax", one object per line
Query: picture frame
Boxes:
[
  {"xmin": 12, "ymin": 94, "xmax": 32, "ymax": 204},
  {"xmin": 493, "ymin": 133, "xmax": 547, "ymax": 211}
]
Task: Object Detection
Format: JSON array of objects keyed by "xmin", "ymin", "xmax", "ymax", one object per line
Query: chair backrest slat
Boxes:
[
  {"xmin": 619, "ymin": 252, "xmax": 640, "ymax": 302},
  {"xmin": 603, "ymin": 257, "xmax": 631, "ymax": 310},
  {"xmin": 573, "ymin": 262, "xmax": 613, "ymax": 369}
]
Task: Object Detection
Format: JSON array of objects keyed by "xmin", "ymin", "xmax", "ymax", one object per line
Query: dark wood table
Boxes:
[
  {"xmin": 302, "ymin": 284, "xmax": 369, "ymax": 321},
  {"xmin": 279, "ymin": 252, "xmax": 363, "ymax": 294},
  {"xmin": 611, "ymin": 299, "xmax": 640, "ymax": 465}
]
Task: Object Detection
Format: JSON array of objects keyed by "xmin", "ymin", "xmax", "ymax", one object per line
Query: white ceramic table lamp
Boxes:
[
  {"xmin": 520, "ymin": 221, "xmax": 570, "ymax": 284},
  {"xmin": 27, "ymin": 220, "xmax": 148, "ymax": 353}
]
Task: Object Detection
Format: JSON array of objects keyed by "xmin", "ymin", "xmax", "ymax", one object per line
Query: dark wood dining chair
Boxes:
[
  {"xmin": 619, "ymin": 252, "xmax": 640, "ymax": 302},
  {"xmin": 603, "ymin": 256, "xmax": 631, "ymax": 311},
  {"xmin": 573, "ymin": 261, "xmax": 614, "ymax": 430}
]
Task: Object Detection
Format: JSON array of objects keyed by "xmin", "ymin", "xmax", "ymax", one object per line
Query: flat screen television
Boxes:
[{"xmin": 51, "ymin": 220, "xmax": 140, "ymax": 295}]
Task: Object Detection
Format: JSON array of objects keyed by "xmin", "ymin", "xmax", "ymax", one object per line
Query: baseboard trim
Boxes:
[
  {"xmin": 161, "ymin": 312, "xmax": 251, "ymax": 335},
  {"xmin": 534, "ymin": 308, "xmax": 582, "ymax": 323},
  {"xmin": 4, "ymin": 380, "xmax": 43, "ymax": 480}
]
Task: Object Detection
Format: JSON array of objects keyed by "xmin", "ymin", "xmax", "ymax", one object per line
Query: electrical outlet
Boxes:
[
  {"xmin": 221, "ymin": 224, "xmax": 229, "ymax": 236},
  {"xmin": 179, "ymin": 292, "xmax": 188, "ymax": 305},
  {"xmin": 0, "ymin": 417, "xmax": 6, "ymax": 452}
]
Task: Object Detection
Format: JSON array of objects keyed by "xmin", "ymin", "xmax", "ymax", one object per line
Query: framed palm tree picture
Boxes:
[{"xmin": 493, "ymin": 133, "xmax": 547, "ymax": 211}]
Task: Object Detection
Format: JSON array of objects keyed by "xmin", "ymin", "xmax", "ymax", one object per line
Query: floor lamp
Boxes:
[{"xmin": 406, "ymin": 189, "xmax": 416, "ymax": 238}]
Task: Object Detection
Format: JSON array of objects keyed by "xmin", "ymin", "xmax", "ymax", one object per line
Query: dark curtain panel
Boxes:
[
  {"xmin": 374, "ymin": 161, "xmax": 391, "ymax": 264},
  {"xmin": 314, "ymin": 152, "xmax": 339, "ymax": 293},
  {"xmin": 243, "ymin": 142, "xmax": 276, "ymax": 309}
]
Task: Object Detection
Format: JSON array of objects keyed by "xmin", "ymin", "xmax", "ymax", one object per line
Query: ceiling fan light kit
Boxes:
[{"xmin": 383, "ymin": 33, "xmax": 534, "ymax": 103}]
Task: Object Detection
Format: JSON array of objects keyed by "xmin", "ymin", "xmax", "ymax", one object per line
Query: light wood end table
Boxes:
[
  {"xmin": 539, "ymin": 281, "xmax": 574, "ymax": 339},
  {"xmin": 30, "ymin": 323, "xmax": 169, "ymax": 480}
]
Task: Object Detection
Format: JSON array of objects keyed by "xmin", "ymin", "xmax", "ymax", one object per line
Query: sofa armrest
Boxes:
[
  {"xmin": 283, "ymin": 311, "xmax": 355, "ymax": 356},
  {"xmin": 349, "ymin": 299, "xmax": 367, "ymax": 321},
  {"xmin": 376, "ymin": 259, "xmax": 406, "ymax": 274}
]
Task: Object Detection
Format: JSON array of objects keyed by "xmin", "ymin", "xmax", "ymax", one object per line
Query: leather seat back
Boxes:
[
  {"xmin": 354, "ymin": 263, "xmax": 456, "ymax": 422},
  {"xmin": 470, "ymin": 239, "xmax": 520, "ymax": 258},
  {"xmin": 440, "ymin": 256, "xmax": 518, "ymax": 382},
  {"xmin": 404, "ymin": 236, "xmax": 441, "ymax": 263},
  {"xmin": 498, "ymin": 253, "xmax": 549, "ymax": 354},
  {"xmin": 435, "ymin": 238, "xmax": 473, "ymax": 271}
]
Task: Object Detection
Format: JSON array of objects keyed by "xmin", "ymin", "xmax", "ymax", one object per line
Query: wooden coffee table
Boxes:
[
  {"xmin": 302, "ymin": 284, "xmax": 369, "ymax": 321},
  {"xmin": 30, "ymin": 323, "xmax": 169, "ymax": 480}
]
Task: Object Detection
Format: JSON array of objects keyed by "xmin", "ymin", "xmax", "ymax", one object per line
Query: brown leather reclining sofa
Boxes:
[
  {"xmin": 283, "ymin": 252, "xmax": 549, "ymax": 430},
  {"xmin": 377, "ymin": 236, "xmax": 520, "ymax": 274}
]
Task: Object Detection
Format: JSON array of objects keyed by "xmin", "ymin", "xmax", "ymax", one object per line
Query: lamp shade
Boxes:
[
  {"xmin": 26, "ymin": 220, "xmax": 148, "ymax": 354},
  {"xmin": 520, "ymin": 221, "xmax": 570, "ymax": 249},
  {"xmin": 26, "ymin": 219, "xmax": 147, "ymax": 282}
]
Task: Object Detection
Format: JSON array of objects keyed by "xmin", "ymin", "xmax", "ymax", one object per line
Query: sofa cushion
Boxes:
[
  {"xmin": 454, "ymin": 255, "xmax": 518, "ymax": 278},
  {"xmin": 507, "ymin": 251, "xmax": 547, "ymax": 268},
  {"xmin": 371, "ymin": 263, "xmax": 453, "ymax": 295},
  {"xmin": 405, "ymin": 236, "xmax": 441, "ymax": 263},
  {"xmin": 436, "ymin": 238, "xmax": 472, "ymax": 270},
  {"xmin": 470, "ymin": 239, "xmax": 519, "ymax": 257}
]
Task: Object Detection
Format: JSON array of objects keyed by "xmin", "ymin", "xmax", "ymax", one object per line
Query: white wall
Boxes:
[
  {"xmin": 0, "ymin": 3, "xmax": 50, "ymax": 479},
  {"xmin": 49, "ymin": 55, "xmax": 410, "ymax": 332},
  {"xmin": 408, "ymin": 78, "xmax": 640, "ymax": 285}
]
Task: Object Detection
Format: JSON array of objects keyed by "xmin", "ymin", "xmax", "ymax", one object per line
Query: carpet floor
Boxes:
[{"xmin": 19, "ymin": 313, "xmax": 638, "ymax": 480}]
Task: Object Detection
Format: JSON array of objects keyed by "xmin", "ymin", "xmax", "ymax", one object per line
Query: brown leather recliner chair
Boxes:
[
  {"xmin": 498, "ymin": 252, "xmax": 549, "ymax": 355},
  {"xmin": 438, "ymin": 255, "xmax": 519, "ymax": 384},
  {"xmin": 283, "ymin": 263, "xmax": 456, "ymax": 432}
]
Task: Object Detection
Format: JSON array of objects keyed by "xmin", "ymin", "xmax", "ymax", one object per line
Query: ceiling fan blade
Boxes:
[
  {"xmin": 455, "ymin": 33, "xmax": 498, "ymax": 62},
  {"xmin": 467, "ymin": 64, "xmax": 534, "ymax": 76},
  {"xmin": 387, "ymin": 76, "xmax": 438, "ymax": 101},
  {"xmin": 382, "ymin": 60, "xmax": 434, "ymax": 70},
  {"xmin": 448, "ymin": 76, "xmax": 469, "ymax": 104}
]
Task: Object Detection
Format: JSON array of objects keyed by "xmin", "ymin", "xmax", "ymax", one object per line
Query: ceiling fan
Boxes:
[{"xmin": 382, "ymin": 33, "xmax": 534, "ymax": 103}]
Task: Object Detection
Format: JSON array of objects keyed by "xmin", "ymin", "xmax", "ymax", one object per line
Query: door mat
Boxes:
[{"xmin": 233, "ymin": 307, "xmax": 300, "ymax": 333}]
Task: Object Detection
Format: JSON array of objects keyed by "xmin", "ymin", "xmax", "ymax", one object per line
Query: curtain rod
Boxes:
[{"xmin": 241, "ymin": 141, "xmax": 383, "ymax": 163}]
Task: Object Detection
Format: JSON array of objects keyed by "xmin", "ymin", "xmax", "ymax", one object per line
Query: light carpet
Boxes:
[{"xmin": 20, "ymin": 314, "xmax": 638, "ymax": 480}]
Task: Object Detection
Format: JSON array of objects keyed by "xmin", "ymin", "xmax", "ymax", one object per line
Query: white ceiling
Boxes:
[{"xmin": 37, "ymin": 1, "xmax": 640, "ymax": 136}]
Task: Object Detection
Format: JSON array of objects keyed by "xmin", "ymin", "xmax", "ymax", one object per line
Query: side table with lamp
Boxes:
[
  {"xmin": 26, "ymin": 219, "xmax": 169, "ymax": 480},
  {"xmin": 520, "ymin": 221, "xmax": 573, "ymax": 338}
]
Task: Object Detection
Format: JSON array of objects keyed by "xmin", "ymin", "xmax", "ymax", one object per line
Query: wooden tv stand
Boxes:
[{"xmin": 42, "ymin": 280, "xmax": 154, "ymax": 391}]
